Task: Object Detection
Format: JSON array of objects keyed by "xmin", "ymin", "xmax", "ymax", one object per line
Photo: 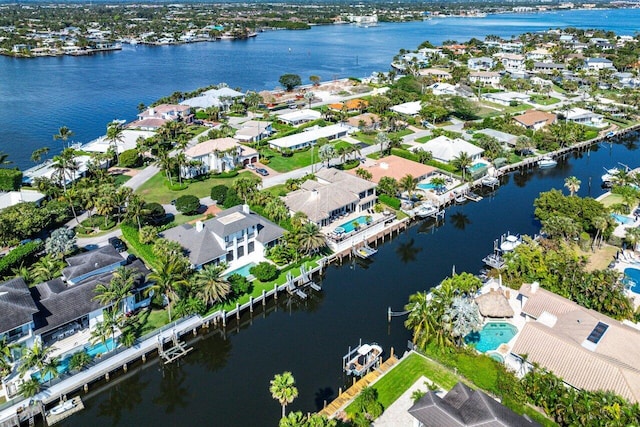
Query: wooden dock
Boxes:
[
  {"xmin": 318, "ymin": 355, "xmax": 399, "ymax": 418},
  {"xmin": 45, "ymin": 397, "xmax": 84, "ymax": 426}
]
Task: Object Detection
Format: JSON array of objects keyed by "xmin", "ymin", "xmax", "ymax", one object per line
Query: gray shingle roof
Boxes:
[
  {"xmin": 0, "ymin": 278, "xmax": 39, "ymax": 333},
  {"xmin": 409, "ymin": 382, "xmax": 540, "ymax": 427},
  {"xmin": 31, "ymin": 261, "xmax": 149, "ymax": 335},
  {"xmin": 62, "ymin": 246, "xmax": 125, "ymax": 282},
  {"xmin": 161, "ymin": 222, "xmax": 226, "ymax": 267}
]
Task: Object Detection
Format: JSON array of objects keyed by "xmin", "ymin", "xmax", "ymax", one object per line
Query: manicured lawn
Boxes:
[
  {"xmin": 530, "ymin": 95, "xmax": 560, "ymax": 105},
  {"xmin": 345, "ymin": 352, "xmax": 459, "ymax": 415},
  {"xmin": 136, "ymin": 170, "xmax": 255, "ymax": 204},
  {"xmin": 261, "ymin": 147, "xmax": 320, "ymax": 172},
  {"xmin": 265, "ymin": 184, "xmax": 289, "ymax": 197},
  {"xmin": 123, "ymin": 308, "xmax": 170, "ymax": 339},
  {"xmin": 352, "ymin": 132, "xmax": 377, "ymax": 145},
  {"xmin": 114, "ymin": 174, "xmax": 132, "ymax": 187},
  {"xmin": 476, "ymin": 101, "xmax": 533, "ymax": 117},
  {"xmin": 414, "ymin": 135, "xmax": 432, "ymax": 143},
  {"xmin": 599, "ymin": 193, "xmax": 624, "ymax": 207},
  {"xmin": 580, "ymin": 243, "xmax": 618, "ymax": 271}
]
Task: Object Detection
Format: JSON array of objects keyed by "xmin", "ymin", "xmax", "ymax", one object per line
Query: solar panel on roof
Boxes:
[{"xmin": 586, "ymin": 321, "xmax": 609, "ymax": 344}]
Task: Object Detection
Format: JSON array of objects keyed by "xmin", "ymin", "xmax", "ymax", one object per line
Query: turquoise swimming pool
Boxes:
[
  {"xmin": 468, "ymin": 162, "xmax": 488, "ymax": 172},
  {"xmin": 417, "ymin": 182, "xmax": 438, "ymax": 190},
  {"xmin": 224, "ymin": 262, "xmax": 257, "ymax": 279},
  {"xmin": 624, "ymin": 268, "xmax": 640, "ymax": 293},
  {"xmin": 612, "ymin": 213, "xmax": 633, "ymax": 225},
  {"xmin": 337, "ymin": 215, "xmax": 370, "ymax": 233},
  {"xmin": 33, "ymin": 338, "xmax": 116, "ymax": 383},
  {"xmin": 465, "ymin": 322, "xmax": 518, "ymax": 353}
]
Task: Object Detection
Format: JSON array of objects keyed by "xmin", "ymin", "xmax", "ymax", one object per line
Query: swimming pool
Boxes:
[
  {"xmin": 464, "ymin": 322, "xmax": 518, "ymax": 353},
  {"xmin": 488, "ymin": 352, "xmax": 505, "ymax": 363},
  {"xmin": 611, "ymin": 213, "xmax": 633, "ymax": 225},
  {"xmin": 224, "ymin": 262, "xmax": 257, "ymax": 279},
  {"xmin": 417, "ymin": 182, "xmax": 438, "ymax": 191},
  {"xmin": 338, "ymin": 215, "xmax": 370, "ymax": 233},
  {"xmin": 468, "ymin": 162, "xmax": 488, "ymax": 172},
  {"xmin": 624, "ymin": 268, "xmax": 640, "ymax": 293}
]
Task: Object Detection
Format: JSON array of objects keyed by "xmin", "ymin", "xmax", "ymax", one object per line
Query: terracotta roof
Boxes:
[
  {"xmin": 346, "ymin": 113, "xmax": 380, "ymax": 128},
  {"xmin": 513, "ymin": 110, "xmax": 557, "ymax": 127},
  {"xmin": 347, "ymin": 155, "xmax": 435, "ymax": 183},
  {"xmin": 328, "ymin": 99, "xmax": 368, "ymax": 110}
]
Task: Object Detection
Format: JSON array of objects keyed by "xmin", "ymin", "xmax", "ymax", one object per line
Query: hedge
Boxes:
[
  {"xmin": 379, "ymin": 194, "xmax": 401, "ymax": 210},
  {"xmin": 118, "ymin": 149, "xmax": 141, "ymax": 168},
  {"xmin": 120, "ymin": 224, "xmax": 159, "ymax": 269},
  {"xmin": 0, "ymin": 239, "xmax": 43, "ymax": 277},
  {"xmin": 0, "ymin": 169, "xmax": 22, "ymax": 191}
]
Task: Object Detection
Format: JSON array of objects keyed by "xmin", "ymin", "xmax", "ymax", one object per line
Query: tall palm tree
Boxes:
[
  {"xmin": 106, "ymin": 122, "xmax": 125, "ymax": 164},
  {"xmin": 53, "ymin": 126, "xmax": 74, "ymax": 149},
  {"xmin": 193, "ymin": 264, "xmax": 230, "ymax": 306},
  {"xmin": 51, "ymin": 148, "xmax": 79, "ymax": 194},
  {"xmin": 564, "ymin": 176, "xmax": 581, "ymax": 196},
  {"xmin": 93, "ymin": 266, "xmax": 139, "ymax": 313},
  {"xmin": 452, "ymin": 152, "xmax": 473, "ymax": 181},
  {"xmin": 125, "ymin": 193, "xmax": 149, "ymax": 230},
  {"xmin": 592, "ymin": 215, "xmax": 608, "ymax": 250},
  {"xmin": 298, "ymin": 223, "xmax": 326, "ymax": 256},
  {"xmin": 625, "ymin": 227, "xmax": 640, "ymax": 252},
  {"xmin": 41, "ymin": 357, "xmax": 60, "ymax": 386},
  {"xmin": 290, "ymin": 211, "xmax": 308, "ymax": 231},
  {"xmin": 154, "ymin": 146, "xmax": 175, "ymax": 185},
  {"xmin": 233, "ymin": 176, "xmax": 261, "ymax": 204},
  {"xmin": 30, "ymin": 147, "xmax": 49, "ymax": 163},
  {"xmin": 19, "ymin": 340, "xmax": 54, "ymax": 376},
  {"xmin": 0, "ymin": 336, "xmax": 17, "ymax": 379},
  {"xmin": 18, "ymin": 378, "xmax": 41, "ymax": 398},
  {"xmin": 148, "ymin": 258, "xmax": 189, "ymax": 322},
  {"xmin": 399, "ymin": 174, "xmax": 417, "ymax": 199},
  {"xmin": 270, "ymin": 371, "xmax": 298, "ymax": 419},
  {"xmin": 91, "ymin": 309, "xmax": 120, "ymax": 350}
]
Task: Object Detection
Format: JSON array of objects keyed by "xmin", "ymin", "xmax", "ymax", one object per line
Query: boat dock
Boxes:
[
  {"xmin": 353, "ymin": 243, "xmax": 378, "ymax": 259},
  {"xmin": 45, "ymin": 397, "xmax": 84, "ymax": 426}
]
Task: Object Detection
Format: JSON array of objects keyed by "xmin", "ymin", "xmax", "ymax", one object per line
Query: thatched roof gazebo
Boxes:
[{"xmin": 475, "ymin": 290, "xmax": 514, "ymax": 318}]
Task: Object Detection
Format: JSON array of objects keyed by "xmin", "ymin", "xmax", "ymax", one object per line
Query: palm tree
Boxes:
[
  {"xmin": 19, "ymin": 340, "xmax": 54, "ymax": 376},
  {"xmin": 125, "ymin": 193, "xmax": 149, "ymax": 230},
  {"xmin": 193, "ymin": 264, "xmax": 230, "ymax": 306},
  {"xmin": 430, "ymin": 177, "xmax": 447, "ymax": 194},
  {"xmin": 148, "ymin": 258, "xmax": 189, "ymax": 322},
  {"xmin": 270, "ymin": 371, "xmax": 299, "ymax": 419},
  {"xmin": 291, "ymin": 211, "xmax": 308, "ymax": 231},
  {"xmin": 376, "ymin": 132, "xmax": 390, "ymax": 157},
  {"xmin": 625, "ymin": 227, "xmax": 640, "ymax": 252},
  {"xmin": 452, "ymin": 152, "xmax": 473, "ymax": 181},
  {"xmin": 399, "ymin": 174, "xmax": 416, "ymax": 199},
  {"xmin": 94, "ymin": 266, "xmax": 139, "ymax": 313},
  {"xmin": 51, "ymin": 148, "xmax": 79, "ymax": 194},
  {"xmin": 0, "ymin": 336, "xmax": 17, "ymax": 379},
  {"xmin": 298, "ymin": 223, "xmax": 326, "ymax": 256},
  {"xmin": 564, "ymin": 176, "xmax": 581, "ymax": 196},
  {"xmin": 30, "ymin": 147, "xmax": 50, "ymax": 163},
  {"xmin": 53, "ymin": 126, "xmax": 74, "ymax": 149},
  {"xmin": 41, "ymin": 357, "xmax": 60, "ymax": 386},
  {"xmin": 106, "ymin": 122, "xmax": 125, "ymax": 164},
  {"xmin": 405, "ymin": 292, "xmax": 437, "ymax": 349},
  {"xmin": 592, "ymin": 215, "xmax": 609, "ymax": 250},
  {"xmin": 18, "ymin": 378, "xmax": 41, "ymax": 398},
  {"xmin": 68, "ymin": 350, "xmax": 92, "ymax": 371},
  {"xmin": 318, "ymin": 144, "xmax": 335, "ymax": 168},
  {"xmin": 233, "ymin": 176, "xmax": 261, "ymax": 203},
  {"xmin": 91, "ymin": 309, "xmax": 120, "ymax": 350},
  {"xmin": 30, "ymin": 255, "xmax": 64, "ymax": 283}
]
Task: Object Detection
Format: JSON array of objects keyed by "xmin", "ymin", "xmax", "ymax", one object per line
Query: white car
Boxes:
[{"xmin": 246, "ymin": 164, "xmax": 256, "ymax": 170}]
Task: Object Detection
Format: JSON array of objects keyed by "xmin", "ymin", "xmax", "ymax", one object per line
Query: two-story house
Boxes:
[
  {"xmin": 467, "ymin": 56, "xmax": 495, "ymax": 71},
  {"xmin": 234, "ymin": 120, "xmax": 273, "ymax": 143},
  {"xmin": 134, "ymin": 104, "xmax": 193, "ymax": 130},
  {"xmin": 181, "ymin": 137, "xmax": 258, "ymax": 178},
  {"xmin": 161, "ymin": 205, "xmax": 285, "ymax": 269}
]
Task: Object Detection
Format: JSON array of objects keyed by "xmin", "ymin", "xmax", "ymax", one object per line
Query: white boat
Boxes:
[
  {"xmin": 538, "ymin": 156, "xmax": 557, "ymax": 169},
  {"xmin": 49, "ymin": 400, "xmax": 75, "ymax": 416},
  {"xmin": 415, "ymin": 203, "xmax": 438, "ymax": 218},
  {"xmin": 481, "ymin": 176, "xmax": 500, "ymax": 187},
  {"xmin": 499, "ymin": 234, "xmax": 522, "ymax": 252},
  {"xmin": 343, "ymin": 342, "xmax": 383, "ymax": 376},
  {"xmin": 354, "ymin": 244, "xmax": 377, "ymax": 259}
]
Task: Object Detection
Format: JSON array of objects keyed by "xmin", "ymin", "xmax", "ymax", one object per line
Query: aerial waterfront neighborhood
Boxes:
[{"xmin": 2, "ymin": 4, "xmax": 640, "ymax": 426}]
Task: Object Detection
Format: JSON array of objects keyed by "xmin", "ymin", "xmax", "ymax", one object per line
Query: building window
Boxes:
[
  {"xmin": 238, "ymin": 246, "xmax": 245, "ymax": 258},
  {"xmin": 226, "ymin": 251, "xmax": 234, "ymax": 262},
  {"xmin": 248, "ymin": 242, "xmax": 255, "ymax": 253}
]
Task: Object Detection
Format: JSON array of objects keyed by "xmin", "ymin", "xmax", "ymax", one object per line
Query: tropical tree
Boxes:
[
  {"xmin": 399, "ymin": 174, "xmax": 416, "ymax": 199},
  {"xmin": 451, "ymin": 152, "xmax": 473, "ymax": 181},
  {"xmin": 19, "ymin": 340, "xmax": 54, "ymax": 376},
  {"xmin": 18, "ymin": 378, "xmax": 41, "ymax": 398},
  {"xmin": 355, "ymin": 168, "xmax": 373, "ymax": 181},
  {"xmin": 148, "ymin": 242, "xmax": 190, "ymax": 322},
  {"xmin": 93, "ymin": 266, "xmax": 140, "ymax": 313},
  {"xmin": 193, "ymin": 264, "xmax": 231, "ymax": 306},
  {"xmin": 68, "ymin": 351, "xmax": 92, "ymax": 371},
  {"xmin": 270, "ymin": 371, "xmax": 299, "ymax": 419},
  {"xmin": 91, "ymin": 309, "xmax": 121, "ymax": 350},
  {"xmin": 233, "ymin": 176, "xmax": 261, "ymax": 203},
  {"xmin": 30, "ymin": 255, "xmax": 65, "ymax": 283},
  {"xmin": 443, "ymin": 296, "xmax": 482, "ymax": 347},
  {"xmin": 45, "ymin": 227, "xmax": 76, "ymax": 258},
  {"xmin": 51, "ymin": 148, "xmax": 79, "ymax": 194},
  {"xmin": 376, "ymin": 132, "xmax": 390, "ymax": 157},
  {"xmin": 125, "ymin": 193, "xmax": 149, "ymax": 230},
  {"xmin": 53, "ymin": 126, "xmax": 74, "ymax": 149},
  {"xmin": 298, "ymin": 223, "xmax": 326, "ymax": 255},
  {"xmin": 30, "ymin": 147, "xmax": 50, "ymax": 163},
  {"xmin": 41, "ymin": 357, "xmax": 60, "ymax": 386},
  {"xmin": 564, "ymin": 176, "xmax": 581, "ymax": 196},
  {"xmin": 279, "ymin": 74, "xmax": 302, "ymax": 92},
  {"xmin": 625, "ymin": 227, "xmax": 640, "ymax": 251},
  {"xmin": 318, "ymin": 144, "xmax": 335, "ymax": 168},
  {"xmin": 0, "ymin": 336, "xmax": 17, "ymax": 379}
]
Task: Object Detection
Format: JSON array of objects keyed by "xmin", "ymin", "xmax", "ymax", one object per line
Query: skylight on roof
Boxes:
[{"xmin": 586, "ymin": 322, "xmax": 609, "ymax": 345}]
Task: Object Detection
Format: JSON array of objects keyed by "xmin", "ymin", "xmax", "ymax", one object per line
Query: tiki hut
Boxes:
[{"xmin": 475, "ymin": 290, "xmax": 514, "ymax": 318}]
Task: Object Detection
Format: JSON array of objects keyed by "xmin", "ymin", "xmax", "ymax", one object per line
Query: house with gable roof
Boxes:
[{"xmin": 181, "ymin": 137, "xmax": 258, "ymax": 178}]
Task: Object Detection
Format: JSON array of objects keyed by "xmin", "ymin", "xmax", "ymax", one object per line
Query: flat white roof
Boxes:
[
  {"xmin": 82, "ymin": 129, "xmax": 155, "ymax": 154},
  {"xmin": 268, "ymin": 124, "xmax": 353, "ymax": 149},
  {"xmin": 0, "ymin": 190, "xmax": 45, "ymax": 210}
]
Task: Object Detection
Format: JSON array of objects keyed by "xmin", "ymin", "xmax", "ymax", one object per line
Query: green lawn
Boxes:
[
  {"xmin": 113, "ymin": 174, "xmax": 131, "ymax": 187},
  {"xmin": 123, "ymin": 308, "xmax": 170, "ymax": 339},
  {"xmin": 136, "ymin": 170, "xmax": 255, "ymax": 204},
  {"xmin": 261, "ymin": 147, "xmax": 319, "ymax": 172},
  {"xmin": 476, "ymin": 101, "xmax": 533, "ymax": 118},
  {"xmin": 414, "ymin": 135, "xmax": 432, "ymax": 143},
  {"xmin": 530, "ymin": 95, "xmax": 560, "ymax": 105},
  {"xmin": 352, "ymin": 132, "xmax": 377, "ymax": 145},
  {"xmin": 345, "ymin": 352, "xmax": 459, "ymax": 416},
  {"xmin": 599, "ymin": 193, "xmax": 624, "ymax": 207}
]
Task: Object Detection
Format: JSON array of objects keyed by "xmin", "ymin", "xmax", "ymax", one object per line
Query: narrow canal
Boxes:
[{"xmin": 61, "ymin": 136, "xmax": 639, "ymax": 426}]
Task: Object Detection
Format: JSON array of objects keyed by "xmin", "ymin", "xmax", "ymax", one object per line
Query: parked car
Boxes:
[
  {"xmin": 246, "ymin": 163, "xmax": 256, "ymax": 170},
  {"xmin": 256, "ymin": 168, "xmax": 269, "ymax": 176},
  {"xmin": 108, "ymin": 237, "xmax": 127, "ymax": 253}
]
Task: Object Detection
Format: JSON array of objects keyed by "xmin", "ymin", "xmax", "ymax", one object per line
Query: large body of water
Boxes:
[
  {"xmin": 2, "ymin": 8, "xmax": 639, "ymax": 426},
  {"xmin": 1, "ymin": 8, "xmax": 640, "ymax": 169}
]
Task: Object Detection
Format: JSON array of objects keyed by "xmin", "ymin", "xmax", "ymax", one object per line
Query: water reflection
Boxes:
[
  {"xmin": 449, "ymin": 211, "xmax": 472, "ymax": 231},
  {"xmin": 153, "ymin": 364, "xmax": 190, "ymax": 414},
  {"xmin": 97, "ymin": 375, "xmax": 149, "ymax": 424},
  {"xmin": 395, "ymin": 237, "xmax": 423, "ymax": 263}
]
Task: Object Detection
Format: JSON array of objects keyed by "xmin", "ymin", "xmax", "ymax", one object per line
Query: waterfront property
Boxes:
[
  {"xmin": 464, "ymin": 322, "xmax": 518, "ymax": 353},
  {"xmin": 511, "ymin": 282, "xmax": 640, "ymax": 403},
  {"xmin": 282, "ymin": 168, "xmax": 376, "ymax": 227},
  {"xmin": 267, "ymin": 123, "xmax": 353, "ymax": 151},
  {"xmin": 82, "ymin": 129, "xmax": 156, "ymax": 155},
  {"xmin": 348, "ymin": 155, "xmax": 435, "ymax": 184},
  {"xmin": 408, "ymin": 382, "xmax": 540, "ymax": 427},
  {"xmin": 418, "ymin": 136, "xmax": 484, "ymax": 164},
  {"xmin": 277, "ymin": 109, "xmax": 322, "ymax": 127},
  {"xmin": 0, "ymin": 190, "xmax": 45, "ymax": 211},
  {"xmin": 513, "ymin": 110, "xmax": 557, "ymax": 131},
  {"xmin": 161, "ymin": 204, "xmax": 284, "ymax": 269},
  {"xmin": 131, "ymin": 104, "xmax": 193, "ymax": 130},
  {"xmin": 233, "ymin": 120, "xmax": 272, "ymax": 143},
  {"xmin": 475, "ymin": 128, "xmax": 518, "ymax": 148},
  {"xmin": 563, "ymin": 107, "xmax": 608, "ymax": 128},
  {"xmin": 180, "ymin": 87, "xmax": 245, "ymax": 109},
  {"xmin": 180, "ymin": 137, "xmax": 258, "ymax": 178}
]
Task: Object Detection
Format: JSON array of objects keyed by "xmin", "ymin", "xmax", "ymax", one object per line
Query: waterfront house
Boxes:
[
  {"xmin": 180, "ymin": 87, "xmax": 245, "ymax": 110},
  {"xmin": 475, "ymin": 129, "xmax": 519, "ymax": 148},
  {"xmin": 468, "ymin": 71, "xmax": 501, "ymax": 87},
  {"xmin": 420, "ymin": 136, "xmax": 484, "ymax": 164},
  {"xmin": 481, "ymin": 92, "xmax": 530, "ymax": 106},
  {"xmin": 584, "ymin": 57, "xmax": 616, "ymax": 72},
  {"xmin": 418, "ymin": 68, "xmax": 452, "ymax": 81},
  {"xmin": 62, "ymin": 245, "xmax": 127, "ymax": 286},
  {"xmin": 268, "ymin": 124, "xmax": 353, "ymax": 152},
  {"xmin": 408, "ymin": 381, "xmax": 540, "ymax": 426},
  {"xmin": 498, "ymin": 53, "xmax": 525, "ymax": 72},
  {"xmin": 136, "ymin": 104, "xmax": 193, "ymax": 128},
  {"xmin": 467, "ymin": 56, "xmax": 495, "ymax": 71},
  {"xmin": 181, "ymin": 137, "xmax": 258, "ymax": 178},
  {"xmin": 390, "ymin": 101, "xmax": 422, "ymax": 117},
  {"xmin": 511, "ymin": 282, "xmax": 640, "ymax": 403},
  {"xmin": 161, "ymin": 204, "xmax": 284, "ymax": 269},
  {"xmin": 0, "ymin": 190, "xmax": 46, "ymax": 212},
  {"xmin": 233, "ymin": 120, "xmax": 272, "ymax": 143},
  {"xmin": 283, "ymin": 169, "xmax": 376, "ymax": 227},
  {"xmin": 278, "ymin": 109, "xmax": 322, "ymax": 127},
  {"xmin": 513, "ymin": 110, "xmax": 557, "ymax": 131},
  {"xmin": 562, "ymin": 107, "xmax": 607, "ymax": 128},
  {"xmin": 0, "ymin": 278, "xmax": 39, "ymax": 358},
  {"xmin": 82, "ymin": 129, "xmax": 155, "ymax": 155},
  {"xmin": 350, "ymin": 155, "xmax": 436, "ymax": 184}
]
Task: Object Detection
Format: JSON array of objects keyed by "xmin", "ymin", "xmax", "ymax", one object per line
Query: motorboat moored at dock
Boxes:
[{"xmin": 343, "ymin": 341, "xmax": 383, "ymax": 376}]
